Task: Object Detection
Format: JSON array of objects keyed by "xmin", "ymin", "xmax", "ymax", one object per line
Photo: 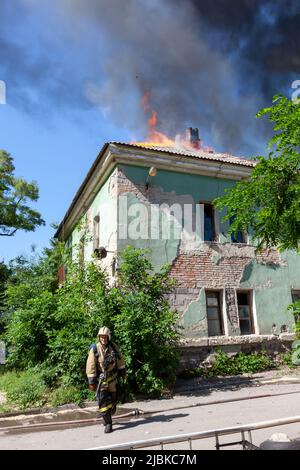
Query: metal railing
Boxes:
[{"xmin": 87, "ymin": 415, "xmax": 300, "ymax": 450}]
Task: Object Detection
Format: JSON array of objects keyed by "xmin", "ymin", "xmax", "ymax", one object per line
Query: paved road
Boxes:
[{"xmin": 1, "ymin": 379, "xmax": 300, "ymax": 450}]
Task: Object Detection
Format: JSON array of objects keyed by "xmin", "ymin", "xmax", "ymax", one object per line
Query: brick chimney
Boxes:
[{"xmin": 186, "ymin": 127, "xmax": 200, "ymax": 150}]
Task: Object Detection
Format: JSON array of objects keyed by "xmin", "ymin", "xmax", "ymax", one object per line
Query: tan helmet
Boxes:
[{"xmin": 98, "ymin": 326, "xmax": 111, "ymax": 340}]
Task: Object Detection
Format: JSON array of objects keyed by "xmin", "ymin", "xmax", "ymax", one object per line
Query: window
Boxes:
[
  {"xmin": 206, "ymin": 290, "xmax": 224, "ymax": 336},
  {"xmin": 291, "ymin": 290, "xmax": 300, "ymax": 302},
  {"xmin": 291, "ymin": 290, "xmax": 300, "ymax": 323},
  {"xmin": 237, "ymin": 291, "xmax": 254, "ymax": 334},
  {"xmin": 230, "ymin": 216, "xmax": 246, "ymax": 244},
  {"xmin": 203, "ymin": 203, "xmax": 216, "ymax": 241},
  {"xmin": 93, "ymin": 214, "xmax": 100, "ymax": 251}
]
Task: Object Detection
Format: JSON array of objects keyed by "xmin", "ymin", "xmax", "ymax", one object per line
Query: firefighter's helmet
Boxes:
[{"xmin": 98, "ymin": 326, "xmax": 111, "ymax": 340}]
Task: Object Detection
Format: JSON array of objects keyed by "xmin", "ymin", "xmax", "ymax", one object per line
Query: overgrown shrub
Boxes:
[
  {"xmin": 0, "ymin": 369, "xmax": 48, "ymax": 409},
  {"xmin": 208, "ymin": 349, "xmax": 274, "ymax": 376},
  {"xmin": 49, "ymin": 385, "xmax": 85, "ymax": 407},
  {"xmin": 2, "ymin": 249, "xmax": 62, "ymax": 368},
  {"xmin": 110, "ymin": 247, "xmax": 180, "ymax": 395},
  {"xmin": 46, "ymin": 259, "xmax": 113, "ymax": 386},
  {"xmin": 179, "ymin": 350, "xmax": 275, "ymax": 379},
  {"xmin": 1, "ymin": 244, "xmax": 180, "ymax": 400}
]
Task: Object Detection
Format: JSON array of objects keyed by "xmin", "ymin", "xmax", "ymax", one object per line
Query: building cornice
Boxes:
[{"xmin": 55, "ymin": 143, "xmax": 254, "ymax": 240}]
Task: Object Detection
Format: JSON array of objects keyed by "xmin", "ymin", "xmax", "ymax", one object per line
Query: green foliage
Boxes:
[
  {"xmin": 179, "ymin": 350, "xmax": 275, "ymax": 379},
  {"xmin": 0, "ymin": 367, "xmax": 89, "ymax": 410},
  {"xmin": 290, "ymin": 339, "xmax": 300, "ymax": 366},
  {"xmin": 1, "ymin": 245, "xmax": 180, "ymax": 401},
  {"xmin": 0, "ymin": 261, "xmax": 10, "ymax": 333},
  {"xmin": 2, "ymin": 242, "xmax": 65, "ymax": 368},
  {"xmin": 49, "ymin": 385, "xmax": 85, "ymax": 407},
  {"xmin": 208, "ymin": 350, "xmax": 274, "ymax": 376},
  {"xmin": 0, "ymin": 150, "xmax": 45, "ymax": 236},
  {"xmin": 214, "ymin": 94, "xmax": 300, "ymax": 335},
  {"xmin": 0, "ymin": 369, "xmax": 48, "ymax": 409},
  {"xmin": 288, "ymin": 301, "xmax": 300, "ymax": 336},
  {"xmin": 46, "ymin": 259, "xmax": 112, "ymax": 385},
  {"xmin": 111, "ymin": 246, "xmax": 180, "ymax": 395},
  {"xmin": 214, "ymin": 95, "xmax": 300, "ymax": 252}
]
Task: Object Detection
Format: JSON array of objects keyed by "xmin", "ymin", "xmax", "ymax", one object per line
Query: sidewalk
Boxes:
[{"xmin": 1, "ymin": 365, "xmax": 300, "ymax": 430}]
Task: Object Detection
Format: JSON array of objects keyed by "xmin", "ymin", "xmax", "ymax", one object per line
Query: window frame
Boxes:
[
  {"xmin": 205, "ymin": 289, "xmax": 224, "ymax": 337},
  {"xmin": 291, "ymin": 290, "xmax": 300, "ymax": 323},
  {"xmin": 236, "ymin": 290, "xmax": 254, "ymax": 335},
  {"xmin": 200, "ymin": 202, "xmax": 217, "ymax": 242}
]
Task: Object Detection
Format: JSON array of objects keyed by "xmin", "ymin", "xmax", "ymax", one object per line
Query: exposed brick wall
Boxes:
[
  {"xmin": 169, "ymin": 246, "xmax": 252, "ymax": 289},
  {"xmin": 256, "ymin": 248, "xmax": 286, "ymax": 266},
  {"xmin": 116, "ymin": 168, "xmax": 148, "ymax": 202},
  {"xmin": 114, "ymin": 168, "xmax": 287, "ymax": 343},
  {"xmin": 225, "ymin": 287, "xmax": 240, "ymax": 335},
  {"xmin": 169, "ymin": 245, "xmax": 285, "ymax": 337}
]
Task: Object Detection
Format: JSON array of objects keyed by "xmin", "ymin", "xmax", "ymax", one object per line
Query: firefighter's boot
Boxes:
[{"xmin": 103, "ymin": 414, "xmax": 113, "ymax": 433}]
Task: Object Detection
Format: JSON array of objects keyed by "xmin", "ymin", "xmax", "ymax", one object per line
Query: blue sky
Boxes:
[{"xmin": 0, "ymin": 0, "xmax": 298, "ymax": 262}]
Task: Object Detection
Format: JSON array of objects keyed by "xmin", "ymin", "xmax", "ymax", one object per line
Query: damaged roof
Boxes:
[
  {"xmin": 55, "ymin": 141, "xmax": 255, "ymax": 239},
  {"xmin": 112, "ymin": 142, "xmax": 256, "ymax": 167}
]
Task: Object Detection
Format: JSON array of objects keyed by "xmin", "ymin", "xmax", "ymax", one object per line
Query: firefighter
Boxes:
[{"xmin": 86, "ymin": 326, "xmax": 126, "ymax": 433}]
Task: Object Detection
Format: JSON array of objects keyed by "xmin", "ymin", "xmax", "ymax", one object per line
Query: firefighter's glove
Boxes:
[{"xmin": 89, "ymin": 383, "xmax": 97, "ymax": 392}]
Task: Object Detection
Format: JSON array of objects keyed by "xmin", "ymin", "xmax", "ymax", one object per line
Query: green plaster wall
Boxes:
[
  {"xmin": 240, "ymin": 251, "xmax": 300, "ymax": 334},
  {"xmin": 70, "ymin": 170, "xmax": 117, "ymax": 262},
  {"xmin": 118, "ymin": 191, "xmax": 180, "ymax": 272},
  {"xmin": 182, "ymin": 288, "xmax": 207, "ymax": 336},
  {"xmin": 117, "ymin": 164, "xmax": 238, "ymax": 269},
  {"xmin": 120, "ymin": 164, "xmax": 236, "ymax": 202}
]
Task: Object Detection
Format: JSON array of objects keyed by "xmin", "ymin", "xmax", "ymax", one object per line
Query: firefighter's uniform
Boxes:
[{"xmin": 86, "ymin": 326, "xmax": 126, "ymax": 433}]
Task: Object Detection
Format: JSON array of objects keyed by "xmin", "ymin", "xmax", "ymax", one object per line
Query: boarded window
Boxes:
[
  {"xmin": 203, "ymin": 203, "xmax": 216, "ymax": 242},
  {"xmin": 206, "ymin": 290, "xmax": 224, "ymax": 336},
  {"xmin": 93, "ymin": 214, "xmax": 100, "ymax": 251},
  {"xmin": 237, "ymin": 291, "xmax": 254, "ymax": 335}
]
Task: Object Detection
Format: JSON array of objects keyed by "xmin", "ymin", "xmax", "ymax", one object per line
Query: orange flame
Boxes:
[
  {"xmin": 132, "ymin": 91, "xmax": 213, "ymax": 152},
  {"xmin": 132, "ymin": 92, "xmax": 179, "ymax": 148}
]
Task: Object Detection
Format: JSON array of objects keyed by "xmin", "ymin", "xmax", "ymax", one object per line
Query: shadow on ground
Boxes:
[
  {"xmin": 173, "ymin": 373, "xmax": 264, "ymax": 397},
  {"xmin": 114, "ymin": 412, "xmax": 189, "ymax": 431}
]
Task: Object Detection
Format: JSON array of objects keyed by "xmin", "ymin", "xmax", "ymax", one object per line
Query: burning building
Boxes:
[{"xmin": 55, "ymin": 132, "xmax": 299, "ymax": 367}]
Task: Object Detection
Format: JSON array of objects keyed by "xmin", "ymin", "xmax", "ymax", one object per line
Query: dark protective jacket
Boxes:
[{"xmin": 86, "ymin": 340, "xmax": 126, "ymax": 393}]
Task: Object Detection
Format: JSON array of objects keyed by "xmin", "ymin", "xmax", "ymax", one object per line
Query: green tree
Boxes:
[
  {"xmin": 47, "ymin": 256, "xmax": 112, "ymax": 385},
  {"xmin": 0, "ymin": 150, "xmax": 45, "ymax": 236},
  {"xmin": 2, "ymin": 242, "xmax": 64, "ymax": 368},
  {"xmin": 214, "ymin": 95, "xmax": 300, "ymax": 252},
  {"xmin": 0, "ymin": 260, "xmax": 10, "ymax": 333},
  {"xmin": 2, "ymin": 245, "xmax": 180, "ymax": 397},
  {"xmin": 214, "ymin": 94, "xmax": 300, "ymax": 363},
  {"xmin": 110, "ymin": 246, "xmax": 180, "ymax": 395}
]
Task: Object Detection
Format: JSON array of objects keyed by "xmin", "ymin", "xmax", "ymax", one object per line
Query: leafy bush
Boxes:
[
  {"xmin": 2, "ymin": 249, "xmax": 62, "ymax": 368},
  {"xmin": 2, "ymin": 244, "xmax": 180, "ymax": 400},
  {"xmin": 208, "ymin": 350, "xmax": 274, "ymax": 376},
  {"xmin": 0, "ymin": 368, "xmax": 48, "ymax": 409},
  {"xmin": 46, "ymin": 259, "xmax": 113, "ymax": 386},
  {"xmin": 290, "ymin": 339, "xmax": 300, "ymax": 366},
  {"xmin": 110, "ymin": 247, "xmax": 180, "ymax": 395},
  {"xmin": 179, "ymin": 350, "xmax": 275, "ymax": 379},
  {"xmin": 49, "ymin": 385, "xmax": 84, "ymax": 407}
]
